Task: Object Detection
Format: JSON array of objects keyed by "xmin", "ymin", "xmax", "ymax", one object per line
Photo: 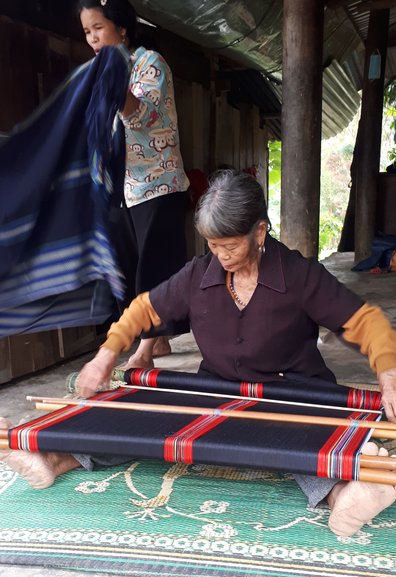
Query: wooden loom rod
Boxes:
[
  {"xmin": 373, "ymin": 428, "xmax": 396, "ymax": 439},
  {"xmin": 360, "ymin": 454, "xmax": 396, "ymax": 470},
  {"xmin": 358, "ymin": 468, "xmax": 396, "ymax": 485},
  {"xmin": 27, "ymin": 395, "xmax": 396, "ymax": 438}
]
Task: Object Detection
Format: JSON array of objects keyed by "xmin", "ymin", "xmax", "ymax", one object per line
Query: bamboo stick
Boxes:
[
  {"xmin": 0, "ymin": 439, "xmax": 8, "ymax": 449},
  {"xmin": 0, "ymin": 430, "xmax": 8, "ymax": 440},
  {"xmin": 358, "ymin": 468, "xmax": 396, "ymax": 485},
  {"xmin": 35, "ymin": 402, "xmax": 68, "ymax": 411},
  {"xmin": 26, "ymin": 395, "xmax": 396, "ymax": 438},
  {"xmin": 372, "ymin": 428, "xmax": 396, "ymax": 439},
  {"xmin": 360, "ymin": 455, "xmax": 396, "ymax": 470}
]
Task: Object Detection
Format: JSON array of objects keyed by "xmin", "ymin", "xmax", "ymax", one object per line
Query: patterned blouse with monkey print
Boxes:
[{"xmin": 120, "ymin": 46, "xmax": 190, "ymax": 207}]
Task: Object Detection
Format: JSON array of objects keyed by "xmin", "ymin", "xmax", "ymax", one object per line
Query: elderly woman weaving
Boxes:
[{"xmin": 2, "ymin": 170, "xmax": 396, "ymax": 537}]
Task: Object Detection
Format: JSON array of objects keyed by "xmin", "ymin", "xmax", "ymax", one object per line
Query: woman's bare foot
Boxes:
[
  {"xmin": 117, "ymin": 337, "xmax": 158, "ymax": 370},
  {"xmin": 0, "ymin": 417, "xmax": 12, "ymax": 430},
  {"xmin": 117, "ymin": 353, "xmax": 155, "ymax": 370},
  {"xmin": 153, "ymin": 336, "xmax": 172, "ymax": 358},
  {"xmin": 118, "ymin": 337, "xmax": 172, "ymax": 370},
  {"xmin": 0, "ymin": 418, "xmax": 79, "ymax": 489},
  {"xmin": 328, "ymin": 443, "xmax": 396, "ymax": 536}
]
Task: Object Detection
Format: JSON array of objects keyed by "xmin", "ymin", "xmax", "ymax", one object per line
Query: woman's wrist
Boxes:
[{"xmin": 95, "ymin": 347, "xmax": 118, "ymax": 370}]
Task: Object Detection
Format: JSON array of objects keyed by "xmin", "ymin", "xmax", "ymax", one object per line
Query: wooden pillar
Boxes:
[
  {"xmin": 281, "ymin": 0, "xmax": 324, "ymax": 258},
  {"xmin": 354, "ymin": 9, "xmax": 389, "ymax": 263}
]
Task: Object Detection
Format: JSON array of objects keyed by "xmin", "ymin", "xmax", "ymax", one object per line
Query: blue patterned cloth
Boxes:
[
  {"xmin": 0, "ymin": 45, "xmax": 131, "ymax": 336},
  {"xmin": 352, "ymin": 234, "xmax": 396, "ymax": 272}
]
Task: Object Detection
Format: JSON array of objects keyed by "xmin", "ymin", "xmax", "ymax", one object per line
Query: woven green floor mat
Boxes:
[{"xmin": 0, "ymin": 460, "xmax": 395, "ymax": 576}]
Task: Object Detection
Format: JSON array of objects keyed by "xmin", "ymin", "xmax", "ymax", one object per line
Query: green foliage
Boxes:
[
  {"xmin": 267, "ymin": 140, "xmax": 281, "ymax": 239},
  {"xmin": 384, "ymin": 82, "xmax": 396, "ymax": 163},
  {"xmin": 389, "ymin": 148, "xmax": 396, "ymax": 163},
  {"xmin": 342, "ymin": 143, "xmax": 354, "ymax": 156},
  {"xmin": 266, "ymin": 96, "xmax": 396, "ymax": 258},
  {"xmin": 267, "ymin": 119, "xmax": 357, "ymax": 259},
  {"xmin": 318, "ymin": 218, "xmax": 343, "ymax": 256},
  {"xmin": 384, "ymin": 81, "xmax": 396, "ymax": 111},
  {"xmin": 268, "ymin": 140, "xmax": 282, "ymax": 188}
]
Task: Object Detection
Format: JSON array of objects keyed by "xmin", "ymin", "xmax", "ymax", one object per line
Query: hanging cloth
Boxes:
[{"xmin": 0, "ymin": 45, "xmax": 131, "ymax": 336}]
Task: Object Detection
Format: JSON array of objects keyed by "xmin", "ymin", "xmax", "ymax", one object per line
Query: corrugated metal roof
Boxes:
[
  {"xmin": 337, "ymin": 1, "xmax": 396, "ymax": 91},
  {"xmin": 225, "ymin": 60, "xmax": 361, "ymax": 141},
  {"xmin": 322, "ymin": 59, "xmax": 361, "ymax": 138},
  {"xmin": 133, "ymin": 0, "xmax": 284, "ymax": 75},
  {"xmin": 131, "ymin": 0, "xmax": 394, "ymax": 139},
  {"xmin": 226, "ymin": 69, "xmax": 282, "ymax": 140},
  {"xmin": 342, "ymin": 0, "xmax": 396, "ymax": 41}
]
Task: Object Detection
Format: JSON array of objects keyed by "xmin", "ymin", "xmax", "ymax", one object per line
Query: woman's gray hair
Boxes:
[{"xmin": 194, "ymin": 170, "xmax": 270, "ymax": 238}]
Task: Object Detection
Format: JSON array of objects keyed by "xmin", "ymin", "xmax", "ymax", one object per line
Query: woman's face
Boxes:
[
  {"xmin": 207, "ymin": 236, "xmax": 255, "ymax": 272},
  {"xmin": 80, "ymin": 8, "xmax": 125, "ymax": 54}
]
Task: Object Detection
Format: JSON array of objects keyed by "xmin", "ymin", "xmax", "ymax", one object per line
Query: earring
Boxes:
[
  {"xmin": 258, "ymin": 243, "xmax": 265, "ymax": 254},
  {"xmin": 100, "ymin": 0, "xmax": 107, "ymax": 6}
]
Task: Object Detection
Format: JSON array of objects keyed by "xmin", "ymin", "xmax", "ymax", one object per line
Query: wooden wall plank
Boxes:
[
  {"xmin": 8, "ymin": 25, "xmax": 36, "ymax": 126},
  {"xmin": 8, "ymin": 333, "xmax": 61, "ymax": 380},
  {"xmin": 0, "ymin": 339, "xmax": 12, "ymax": 384},
  {"xmin": 0, "ymin": 21, "xmax": 17, "ymax": 131},
  {"xmin": 191, "ymin": 82, "xmax": 205, "ymax": 171},
  {"xmin": 232, "ymin": 107, "xmax": 240, "ymax": 170}
]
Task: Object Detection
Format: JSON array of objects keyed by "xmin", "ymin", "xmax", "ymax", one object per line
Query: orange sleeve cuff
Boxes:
[
  {"xmin": 342, "ymin": 303, "xmax": 396, "ymax": 375},
  {"xmin": 102, "ymin": 292, "xmax": 162, "ymax": 355}
]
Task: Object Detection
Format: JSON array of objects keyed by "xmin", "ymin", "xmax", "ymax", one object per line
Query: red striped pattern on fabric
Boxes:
[
  {"xmin": 128, "ymin": 368, "xmax": 160, "ymax": 387},
  {"xmin": 164, "ymin": 400, "xmax": 258, "ymax": 464},
  {"xmin": 317, "ymin": 411, "xmax": 381, "ymax": 480},
  {"xmin": 347, "ymin": 388, "xmax": 382, "ymax": 411},
  {"xmin": 240, "ymin": 382, "xmax": 264, "ymax": 398},
  {"xmin": 9, "ymin": 389, "xmax": 133, "ymax": 451}
]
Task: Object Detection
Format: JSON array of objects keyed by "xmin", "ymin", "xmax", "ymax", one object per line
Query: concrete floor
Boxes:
[{"xmin": 0, "ymin": 251, "xmax": 395, "ymax": 576}]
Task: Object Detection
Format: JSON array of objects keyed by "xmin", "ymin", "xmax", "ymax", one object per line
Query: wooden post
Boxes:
[
  {"xmin": 281, "ymin": 0, "xmax": 324, "ymax": 258},
  {"xmin": 354, "ymin": 9, "xmax": 389, "ymax": 263}
]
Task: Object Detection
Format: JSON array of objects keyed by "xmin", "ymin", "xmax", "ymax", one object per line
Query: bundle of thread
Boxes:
[{"xmin": 65, "ymin": 369, "xmax": 126, "ymax": 395}]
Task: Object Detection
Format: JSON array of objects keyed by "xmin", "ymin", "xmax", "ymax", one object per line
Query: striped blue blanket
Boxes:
[{"xmin": 0, "ymin": 45, "xmax": 131, "ymax": 336}]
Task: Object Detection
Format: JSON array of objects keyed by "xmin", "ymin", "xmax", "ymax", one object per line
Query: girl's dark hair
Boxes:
[{"xmin": 77, "ymin": 0, "xmax": 137, "ymax": 48}]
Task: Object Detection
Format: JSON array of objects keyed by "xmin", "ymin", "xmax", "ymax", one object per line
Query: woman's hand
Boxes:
[
  {"xmin": 378, "ymin": 368, "xmax": 396, "ymax": 422},
  {"xmin": 75, "ymin": 348, "xmax": 118, "ymax": 398}
]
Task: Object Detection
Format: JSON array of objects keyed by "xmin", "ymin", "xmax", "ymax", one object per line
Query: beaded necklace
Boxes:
[{"xmin": 228, "ymin": 272, "xmax": 248, "ymax": 308}]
